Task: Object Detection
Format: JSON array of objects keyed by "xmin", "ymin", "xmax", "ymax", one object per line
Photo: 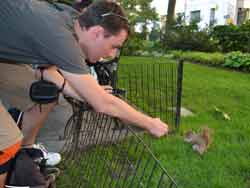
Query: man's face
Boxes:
[{"xmin": 77, "ymin": 25, "xmax": 127, "ymax": 63}]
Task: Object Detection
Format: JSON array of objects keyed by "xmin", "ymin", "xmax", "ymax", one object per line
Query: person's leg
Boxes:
[
  {"xmin": 9, "ymin": 102, "xmax": 61, "ymax": 167},
  {"xmin": 21, "ymin": 102, "xmax": 57, "ymax": 147},
  {"xmin": 0, "ymin": 100, "xmax": 23, "ymax": 187},
  {"xmin": 0, "ymin": 173, "xmax": 7, "ymax": 188}
]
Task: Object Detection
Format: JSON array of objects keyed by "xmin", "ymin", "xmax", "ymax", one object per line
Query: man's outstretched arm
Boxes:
[{"xmin": 42, "ymin": 67, "xmax": 168, "ymax": 138}]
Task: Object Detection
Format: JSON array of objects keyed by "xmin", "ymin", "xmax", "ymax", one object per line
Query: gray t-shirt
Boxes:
[{"xmin": 0, "ymin": 0, "xmax": 89, "ymax": 74}]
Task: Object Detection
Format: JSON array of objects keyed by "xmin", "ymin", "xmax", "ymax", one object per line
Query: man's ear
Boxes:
[{"xmin": 74, "ymin": 20, "xmax": 83, "ymax": 36}]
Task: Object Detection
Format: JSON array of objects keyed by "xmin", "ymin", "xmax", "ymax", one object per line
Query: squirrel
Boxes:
[{"xmin": 184, "ymin": 127, "xmax": 211, "ymax": 155}]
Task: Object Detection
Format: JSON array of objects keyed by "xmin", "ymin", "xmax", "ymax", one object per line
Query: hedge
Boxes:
[{"xmin": 170, "ymin": 50, "xmax": 250, "ymax": 72}]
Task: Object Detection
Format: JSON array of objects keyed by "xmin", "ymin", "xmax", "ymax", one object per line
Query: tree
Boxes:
[
  {"xmin": 118, "ymin": 0, "xmax": 158, "ymax": 40},
  {"xmin": 160, "ymin": 0, "xmax": 177, "ymax": 46},
  {"xmin": 166, "ymin": 0, "xmax": 176, "ymax": 25}
]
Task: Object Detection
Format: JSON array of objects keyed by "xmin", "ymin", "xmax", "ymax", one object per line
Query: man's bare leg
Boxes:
[
  {"xmin": 21, "ymin": 102, "xmax": 57, "ymax": 146},
  {"xmin": 0, "ymin": 173, "xmax": 7, "ymax": 188}
]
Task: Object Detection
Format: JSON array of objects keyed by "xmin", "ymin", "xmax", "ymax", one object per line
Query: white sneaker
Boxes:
[
  {"xmin": 32, "ymin": 143, "xmax": 61, "ymax": 166},
  {"xmin": 45, "ymin": 152, "xmax": 61, "ymax": 166}
]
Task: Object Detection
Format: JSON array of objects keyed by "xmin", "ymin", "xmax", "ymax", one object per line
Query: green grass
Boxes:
[
  {"xmin": 59, "ymin": 56, "xmax": 250, "ymax": 188},
  {"xmin": 119, "ymin": 56, "xmax": 250, "ymax": 188},
  {"xmin": 118, "ymin": 56, "xmax": 179, "ymax": 128}
]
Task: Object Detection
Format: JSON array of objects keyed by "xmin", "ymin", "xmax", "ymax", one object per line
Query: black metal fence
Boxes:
[
  {"xmin": 116, "ymin": 61, "xmax": 183, "ymax": 131},
  {"xmin": 57, "ymin": 60, "xmax": 183, "ymax": 187}
]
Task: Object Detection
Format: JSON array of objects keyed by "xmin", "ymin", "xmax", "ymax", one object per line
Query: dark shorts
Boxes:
[
  {"xmin": 0, "ymin": 141, "xmax": 21, "ymax": 174},
  {"xmin": 0, "ymin": 158, "xmax": 12, "ymax": 174}
]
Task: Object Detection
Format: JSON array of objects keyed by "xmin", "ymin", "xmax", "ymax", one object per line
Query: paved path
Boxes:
[{"xmin": 0, "ymin": 63, "xmax": 71, "ymax": 152}]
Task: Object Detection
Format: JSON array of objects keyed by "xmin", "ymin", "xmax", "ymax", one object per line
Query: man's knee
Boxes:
[{"xmin": 0, "ymin": 100, "xmax": 23, "ymax": 149}]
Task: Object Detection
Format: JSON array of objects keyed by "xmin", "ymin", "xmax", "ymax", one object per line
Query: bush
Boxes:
[
  {"xmin": 122, "ymin": 33, "xmax": 163, "ymax": 56},
  {"xmin": 224, "ymin": 51, "xmax": 250, "ymax": 71},
  {"xmin": 163, "ymin": 23, "xmax": 219, "ymax": 52},
  {"xmin": 122, "ymin": 36, "xmax": 144, "ymax": 56},
  {"xmin": 169, "ymin": 50, "xmax": 250, "ymax": 72},
  {"xmin": 170, "ymin": 50, "xmax": 225, "ymax": 66},
  {"xmin": 211, "ymin": 21, "xmax": 250, "ymax": 52}
]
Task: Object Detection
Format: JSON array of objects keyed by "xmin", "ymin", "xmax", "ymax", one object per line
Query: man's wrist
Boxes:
[{"xmin": 141, "ymin": 115, "xmax": 154, "ymax": 132}]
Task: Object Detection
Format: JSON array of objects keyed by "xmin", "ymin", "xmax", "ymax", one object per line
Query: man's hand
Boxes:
[{"xmin": 148, "ymin": 118, "xmax": 168, "ymax": 138}]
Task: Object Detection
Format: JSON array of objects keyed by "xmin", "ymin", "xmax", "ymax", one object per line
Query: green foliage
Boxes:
[
  {"xmin": 163, "ymin": 23, "xmax": 219, "ymax": 52},
  {"xmin": 224, "ymin": 51, "xmax": 250, "ymax": 71},
  {"xmin": 118, "ymin": 0, "xmax": 158, "ymax": 35},
  {"xmin": 163, "ymin": 20, "xmax": 250, "ymax": 53},
  {"xmin": 122, "ymin": 33, "xmax": 163, "ymax": 56},
  {"xmin": 170, "ymin": 50, "xmax": 250, "ymax": 72},
  {"xmin": 116, "ymin": 0, "xmax": 161, "ymax": 55},
  {"xmin": 148, "ymin": 22, "xmax": 161, "ymax": 41},
  {"xmin": 211, "ymin": 21, "xmax": 250, "ymax": 52},
  {"xmin": 170, "ymin": 50, "xmax": 225, "ymax": 66},
  {"xmin": 122, "ymin": 34, "xmax": 144, "ymax": 55},
  {"xmin": 121, "ymin": 57, "xmax": 250, "ymax": 188}
]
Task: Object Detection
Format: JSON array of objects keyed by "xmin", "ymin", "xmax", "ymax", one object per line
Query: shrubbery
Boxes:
[
  {"xmin": 170, "ymin": 50, "xmax": 250, "ymax": 72},
  {"xmin": 160, "ymin": 21, "xmax": 250, "ymax": 54},
  {"xmin": 122, "ymin": 36, "xmax": 144, "ymax": 56},
  {"xmin": 122, "ymin": 33, "xmax": 164, "ymax": 56},
  {"xmin": 122, "ymin": 13, "xmax": 250, "ymax": 72},
  {"xmin": 170, "ymin": 51, "xmax": 224, "ymax": 66},
  {"xmin": 211, "ymin": 21, "xmax": 250, "ymax": 53},
  {"xmin": 224, "ymin": 51, "xmax": 250, "ymax": 71},
  {"xmin": 163, "ymin": 23, "xmax": 219, "ymax": 52}
]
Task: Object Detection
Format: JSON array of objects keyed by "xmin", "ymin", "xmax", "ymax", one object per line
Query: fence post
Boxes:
[{"xmin": 175, "ymin": 59, "xmax": 184, "ymax": 130}]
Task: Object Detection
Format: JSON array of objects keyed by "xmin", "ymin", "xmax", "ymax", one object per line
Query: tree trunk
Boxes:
[
  {"xmin": 162, "ymin": 0, "xmax": 176, "ymax": 44},
  {"xmin": 166, "ymin": 0, "xmax": 176, "ymax": 28}
]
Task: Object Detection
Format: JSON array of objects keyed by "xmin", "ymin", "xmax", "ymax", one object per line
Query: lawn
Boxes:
[
  {"xmin": 58, "ymin": 56, "xmax": 250, "ymax": 188},
  {"xmin": 120, "ymin": 56, "xmax": 250, "ymax": 188}
]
